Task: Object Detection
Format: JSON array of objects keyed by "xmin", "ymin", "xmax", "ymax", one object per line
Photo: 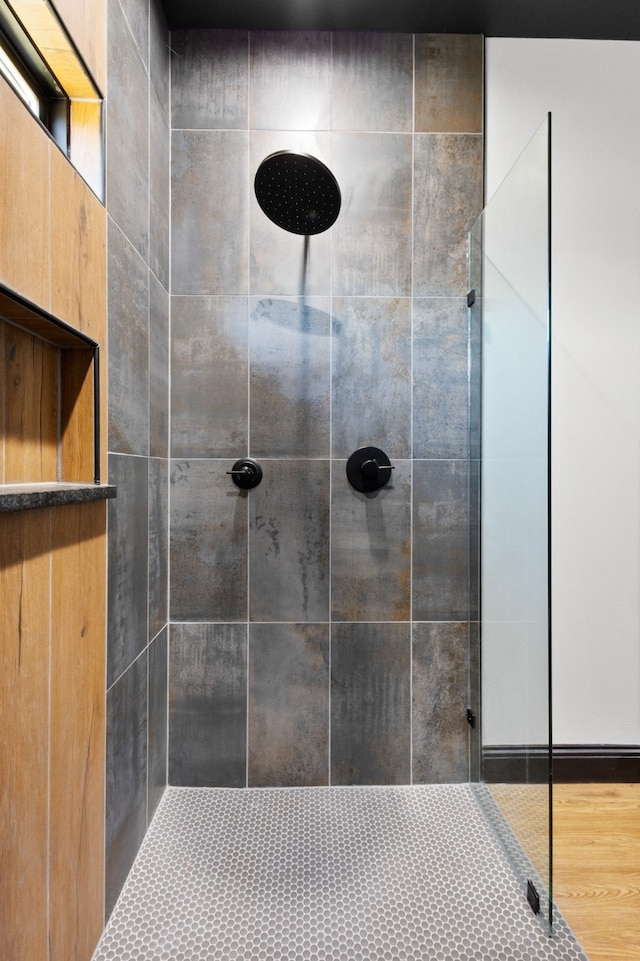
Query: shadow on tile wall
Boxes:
[
  {"xmin": 105, "ymin": 0, "xmax": 170, "ymax": 921},
  {"xmin": 168, "ymin": 31, "xmax": 483, "ymax": 793}
]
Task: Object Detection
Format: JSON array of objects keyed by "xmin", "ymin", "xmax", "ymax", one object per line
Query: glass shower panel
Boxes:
[{"xmin": 470, "ymin": 114, "xmax": 552, "ymax": 927}]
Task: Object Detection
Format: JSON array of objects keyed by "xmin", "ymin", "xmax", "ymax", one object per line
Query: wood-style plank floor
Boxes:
[{"xmin": 553, "ymin": 784, "xmax": 640, "ymax": 961}]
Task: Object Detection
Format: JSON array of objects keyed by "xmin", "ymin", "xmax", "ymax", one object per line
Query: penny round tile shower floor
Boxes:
[{"xmin": 92, "ymin": 785, "xmax": 588, "ymax": 961}]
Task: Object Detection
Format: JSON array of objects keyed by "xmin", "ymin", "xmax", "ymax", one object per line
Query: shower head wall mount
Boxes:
[{"xmin": 254, "ymin": 151, "xmax": 341, "ymax": 236}]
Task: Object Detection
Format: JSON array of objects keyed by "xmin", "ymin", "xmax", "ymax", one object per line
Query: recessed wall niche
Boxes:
[{"xmin": 0, "ymin": 283, "xmax": 113, "ymax": 509}]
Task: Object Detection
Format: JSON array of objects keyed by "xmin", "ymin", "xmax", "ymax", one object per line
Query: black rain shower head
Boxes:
[{"xmin": 254, "ymin": 151, "xmax": 341, "ymax": 236}]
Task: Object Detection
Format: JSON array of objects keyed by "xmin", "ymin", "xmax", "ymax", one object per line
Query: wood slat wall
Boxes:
[
  {"xmin": 49, "ymin": 503, "xmax": 106, "ymax": 961},
  {"xmin": 0, "ymin": 83, "xmax": 50, "ymax": 309},
  {"xmin": 60, "ymin": 349, "xmax": 97, "ymax": 483},
  {"xmin": 0, "ymin": 512, "xmax": 51, "ymax": 961},
  {"xmin": 3, "ymin": 322, "xmax": 59, "ymax": 483},
  {"xmin": 51, "ymin": 0, "xmax": 107, "ymax": 92},
  {"xmin": 0, "ymin": 506, "xmax": 106, "ymax": 961},
  {"xmin": 0, "ymin": 4, "xmax": 108, "ymax": 960},
  {"xmin": 50, "ymin": 144, "xmax": 106, "ymax": 345}
]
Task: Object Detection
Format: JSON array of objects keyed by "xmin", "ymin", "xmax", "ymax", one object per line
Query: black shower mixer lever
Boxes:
[
  {"xmin": 346, "ymin": 446, "xmax": 394, "ymax": 494},
  {"xmin": 361, "ymin": 456, "xmax": 394, "ymax": 481},
  {"xmin": 227, "ymin": 458, "xmax": 263, "ymax": 490}
]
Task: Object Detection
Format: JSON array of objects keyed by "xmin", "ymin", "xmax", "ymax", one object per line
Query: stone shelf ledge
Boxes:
[{"xmin": 0, "ymin": 483, "xmax": 117, "ymax": 513}]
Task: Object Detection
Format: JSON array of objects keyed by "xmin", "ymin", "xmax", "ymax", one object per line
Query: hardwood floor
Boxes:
[{"xmin": 553, "ymin": 784, "xmax": 640, "ymax": 961}]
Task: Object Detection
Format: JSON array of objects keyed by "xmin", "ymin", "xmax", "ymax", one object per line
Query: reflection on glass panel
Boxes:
[{"xmin": 470, "ymin": 114, "xmax": 552, "ymax": 929}]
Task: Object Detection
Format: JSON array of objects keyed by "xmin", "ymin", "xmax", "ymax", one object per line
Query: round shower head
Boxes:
[{"xmin": 254, "ymin": 151, "xmax": 341, "ymax": 236}]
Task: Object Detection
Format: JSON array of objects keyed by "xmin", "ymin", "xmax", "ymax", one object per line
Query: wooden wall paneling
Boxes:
[
  {"xmin": 49, "ymin": 148, "xmax": 107, "ymax": 477},
  {"xmin": 0, "ymin": 290, "xmax": 91, "ymax": 346},
  {"xmin": 50, "ymin": 146, "xmax": 107, "ymax": 344},
  {"xmin": 60, "ymin": 348, "xmax": 96, "ymax": 482},
  {"xmin": 70, "ymin": 100, "xmax": 104, "ymax": 201},
  {"xmin": 0, "ymin": 320, "xmax": 4, "ymax": 482},
  {"xmin": 0, "ymin": 511, "xmax": 52, "ymax": 961},
  {"xmin": 0, "ymin": 81, "xmax": 50, "ymax": 310},
  {"xmin": 3, "ymin": 321, "xmax": 59, "ymax": 483},
  {"xmin": 11, "ymin": 1, "xmax": 97, "ymax": 98},
  {"xmin": 49, "ymin": 0, "xmax": 107, "ymax": 92},
  {"xmin": 49, "ymin": 502, "xmax": 106, "ymax": 961},
  {"xmin": 49, "ymin": 149, "xmax": 107, "ymax": 475}
]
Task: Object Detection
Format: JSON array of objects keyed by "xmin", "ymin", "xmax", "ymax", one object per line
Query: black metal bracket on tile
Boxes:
[
  {"xmin": 346, "ymin": 446, "xmax": 394, "ymax": 494},
  {"xmin": 466, "ymin": 708, "xmax": 476, "ymax": 729},
  {"xmin": 527, "ymin": 880, "xmax": 540, "ymax": 915},
  {"xmin": 467, "ymin": 289, "xmax": 476, "ymax": 307}
]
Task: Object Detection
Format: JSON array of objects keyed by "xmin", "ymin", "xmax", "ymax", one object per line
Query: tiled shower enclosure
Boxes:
[{"xmin": 168, "ymin": 31, "xmax": 483, "ymax": 789}]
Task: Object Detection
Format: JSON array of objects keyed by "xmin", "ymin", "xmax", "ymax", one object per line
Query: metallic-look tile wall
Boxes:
[
  {"xmin": 105, "ymin": 0, "xmax": 170, "ymax": 921},
  {"xmin": 168, "ymin": 31, "xmax": 483, "ymax": 790}
]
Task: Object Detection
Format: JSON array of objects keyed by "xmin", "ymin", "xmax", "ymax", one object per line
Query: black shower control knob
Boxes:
[
  {"xmin": 345, "ymin": 446, "xmax": 394, "ymax": 493},
  {"xmin": 227, "ymin": 458, "xmax": 263, "ymax": 490}
]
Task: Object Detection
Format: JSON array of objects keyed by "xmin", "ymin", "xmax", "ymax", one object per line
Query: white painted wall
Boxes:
[
  {"xmin": 479, "ymin": 117, "xmax": 551, "ymax": 746},
  {"xmin": 485, "ymin": 38, "xmax": 640, "ymax": 745}
]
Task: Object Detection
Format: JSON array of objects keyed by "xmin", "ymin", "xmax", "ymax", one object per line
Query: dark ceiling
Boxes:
[{"xmin": 160, "ymin": 0, "xmax": 640, "ymax": 40}]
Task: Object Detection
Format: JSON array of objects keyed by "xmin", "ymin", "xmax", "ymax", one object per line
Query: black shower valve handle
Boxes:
[
  {"xmin": 227, "ymin": 458, "xmax": 263, "ymax": 490},
  {"xmin": 360, "ymin": 457, "xmax": 395, "ymax": 480},
  {"xmin": 346, "ymin": 446, "xmax": 394, "ymax": 493}
]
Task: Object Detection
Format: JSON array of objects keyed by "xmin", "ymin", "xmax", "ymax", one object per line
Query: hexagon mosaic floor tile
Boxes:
[{"xmin": 93, "ymin": 785, "xmax": 589, "ymax": 961}]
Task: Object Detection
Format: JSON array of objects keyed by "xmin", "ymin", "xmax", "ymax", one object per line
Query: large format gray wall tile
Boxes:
[
  {"xmin": 150, "ymin": 3, "xmax": 170, "ymax": 289},
  {"xmin": 413, "ymin": 459, "xmax": 469, "ymax": 621},
  {"xmin": 331, "ymin": 623, "xmax": 411, "ymax": 785},
  {"xmin": 170, "ymin": 460, "xmax": 248, "ymax": 621},
  {"xmin": 148, "ymin": 457, "xmax": 168, "ymax": 641},
  {"xmin": 105, "ymin": 652, "xmax": 148, "ymax": 919},
  {"xmin": 413, "ymin": 134, "xmax": 483, "ymax": 297},
  {"xmin": 150, "ymin": 0, "xmax": 170, "ymax": 116},
  {"xmin": 332, "ymin": 297, "xmax": 411, "ymax": 458},
  {"xmin": 332, "ymin": 33, "xmax": 413, "ymax": 133},
  {"xmin": 331, "ymin": 460, "xmax": 411, "ymax": 622},
  {"xmin": 172, "ymin": 130, "xmax": 249, "ymax": 295},
  {"xmin": 107, "ymin": 453, "xmax": 149, "ymax": 686},
  {"xmin": 149, "ymin": 274, "xmax": 169, "ymax": 458},
  {"xmin": 118, "ymin": 0, "xmax": 149, "ymax": 69},
  {"xmin": 108, "ymin": 221, "xmax": 149, "ymax": 456},
  {"xmin": 413, "ymin": 298, "xmax": 469, "ymax": 459},
  {"xmin": 107, "ymin": 0, "xmax": 149, "ymax": 258},
  {"xmin": 249, "ymin": 460, "xmax": 330, "ymax": 622},
  {"xmin": 171, "ymin": 29, "xmax": 248, "ymax": 130},
  {"xmin": 250, "ymin": 298, "xmax": 330, "ymax": 457},
  {"xmin": 248, "ymin": 623, "xmax": 329, "ymax": 786},
  {"xmin": 163, "ymin": 29, "xmax": 483, "ymax": 791},
  {"xmin": 169, "ymin": 622, "xmax": 247, "ymax": 786},
  {"xmin": 415, "ymin": 34, "xmax": 483, "ymax": 134},
  {"xmin": 171, "ymin": 297, "xmax": 248, "ymax": 458},
  {"xmin": 106, "ymin": 0, "xmax": 169, "ymax": 919},
  {"xmin": 332, "ymin": 133, "xmax": 412, "ymax": 296},
  {"xmin": 150, "ymin": 91, "xmax": 170, "ymax": 290},
  {"xmin": 412, "ymin": 621, "xmax": 469, "ymax": 783},
  {"xmin": 148, "ymin": 626, "xmax": 168, "ymax": 821},
  {"xmin": 249, "ymin": 31, "xmax": 331, "ymax": 130}
]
